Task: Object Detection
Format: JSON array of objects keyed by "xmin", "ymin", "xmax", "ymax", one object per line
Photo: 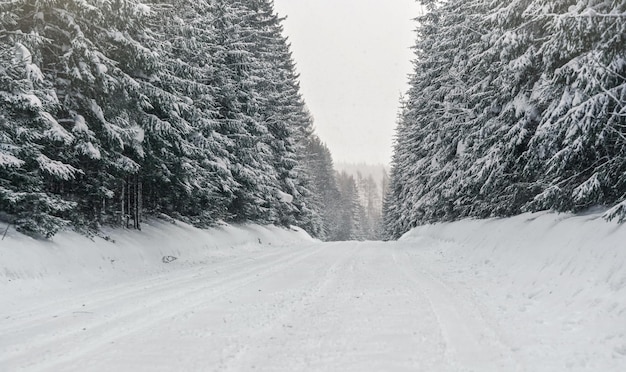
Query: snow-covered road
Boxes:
[
  {"xmin": 0, "ymin": 239, "xmax": 526, "ymax": 372},
  {"xmin": 2, "ymin": 241, "xmax": 523, "ymax": 372},
  {"xmin": 2, "ymin": 214, "xmax": 626, "ymax": 372}
]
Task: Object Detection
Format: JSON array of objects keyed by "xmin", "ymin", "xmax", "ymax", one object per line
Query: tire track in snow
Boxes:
[
  {"xmin": 217, "ymin": 242, "xmax": 361, "ymax": 371},
  {"xmin": 222, "ymin": 242, "xmax": 444, "ymax": 372},
  {"xmin": 0, "ymin": 244, "xmax": 325, "ymax": 371},
  {"xmin": 4, "ymin": 240, "xmax": 528, "ymax": 371},
  {"xmin": 392, "ymin": 245, "xmax": 523, "ymax": 372},
  {"xmin": 1, "ymin": 247, "xmax": 291, "ymax": 332}
]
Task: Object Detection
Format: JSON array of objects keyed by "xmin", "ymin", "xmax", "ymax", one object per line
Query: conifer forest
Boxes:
[
  {"xmin": 1, "ymin": 0, "xmax": 625, "ymax": 241},
  {"xmin": 384, "ymin": 0, "xmax": 626, "ymax": 239},
  {"xmin": 0, "ymin": 0, "xmax": 385, "ymax": 239}
]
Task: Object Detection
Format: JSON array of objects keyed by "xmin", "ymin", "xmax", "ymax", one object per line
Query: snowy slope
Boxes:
[
  {"xmin": 401, "ymin": 210, "xmax": 626, "ymax": 371},
  {"xmin": 1, "ymin": 219, "xmax": 314, "ymax": 315}
]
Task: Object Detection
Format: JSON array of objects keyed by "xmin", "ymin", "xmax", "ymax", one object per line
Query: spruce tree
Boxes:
[
  {"xmin": 301, "ymin": 135, "xmax": 342, "ymax": 240},
  {"xmin": 524, "ymin": 0, "xmax": 626, "ymax": 214},
  {"xmin": 385, "ymin": 0, "xmax": 626, "ymax": 238},
  {"xmin": 0, "ymin": 29, "xmax": 78, "ymax": 237},
  {"xmin": 0, "ymin": 0, "xmax": 330, "ymax": 238}
]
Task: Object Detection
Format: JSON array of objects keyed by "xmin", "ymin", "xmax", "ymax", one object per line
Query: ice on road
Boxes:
[{"xmin": 2, "ymin": 241, "xmax": 523, "ymax": 372}]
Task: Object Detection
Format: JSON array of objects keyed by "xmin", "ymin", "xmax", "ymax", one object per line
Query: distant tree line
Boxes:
[
  {"xmin": 0, "ymin": 0, "xmax": 333, "ymax": 238},
  {"xmin": 384, "ymin": 0, "xmax": 626, "ymax": 239},
  {"xmin": 304, "ymin": 137, "xmax": 384, "ymax": 241}
]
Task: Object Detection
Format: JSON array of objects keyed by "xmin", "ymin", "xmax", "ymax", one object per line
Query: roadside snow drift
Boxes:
[
  {"xmin": 1, "ymin": 219, "xmax": 313, "ymax": 314},
  {"xmin": 1, "ymin": 219, "xmax": 313, "ymax": 278},
  {"xmin": 401, "ymin": 210, "xmax": 626, "ymax": 371}
]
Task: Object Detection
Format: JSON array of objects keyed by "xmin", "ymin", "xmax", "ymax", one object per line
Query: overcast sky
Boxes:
[{"xmin": 272, "ymin": 0, "xmax": 423, "ymax": 165}]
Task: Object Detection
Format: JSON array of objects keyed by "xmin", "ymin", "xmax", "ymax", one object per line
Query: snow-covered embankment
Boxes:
[
  {"xmin": 400, "ymin": 211, "xmax": 626, "ymax": 370},
  {"xmin": 1, "ymin": 219, "xmax": 314, "ymax": 314}
]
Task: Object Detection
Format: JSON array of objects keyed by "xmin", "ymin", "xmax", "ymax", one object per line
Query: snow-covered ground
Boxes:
[
  {"xmin": 1, "ymin": 212, "xmax": 625, "ymax": 371},
  {"xmin": 401, "ymin": 211, "xmax": 626, "ymax": 371}
]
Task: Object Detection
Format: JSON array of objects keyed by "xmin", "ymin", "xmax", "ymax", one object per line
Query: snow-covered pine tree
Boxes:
[
  {"xmin": 106, "ymin": 0, "xmax": 208, "ymax": 227},
  {"xmin": 385, "ymin": 0, "xmax": 626, "ymax": 238},
  {"xmin": 289, "ymin": 111, "xmax": 325, "ymax": 238},
  {"xmin": 384, "ymin": 1, "xmax": 477, "ymax": 237},
  {"xmin": 3, "ymin": 0, "xmax": 154, "ymax": 231},
  {"xmin": 133, "ymin": 0, "xmax": 236, "ymax": 226},
  {"xmin": 301, "ymin": 135, "xmax": 342, "ymax": 240},
  {"xmin": 0, "ymin": 25, "xmax": 78, "ymax": 236},
  {"xmin": 448, "ymin": 0, "xmax": 543, "ymax": 218},
  {"xmin": 242, "ymin": 0, "xmax": 322, "ymax": 230},
  {"xmin": 208, "ymin": 0, "xmax": 281, "ymax": 223},
  {"xmin": 335, "ymin": 171, "xmax": 365, "ymax": 241},
  {"xmin": 383, "ymin": 99, "xmax": 412, "ymax": 239},
  {"xmin": 1, "ymin": 0, "xmax": 330, "ymax": 237},
  {"xmin": 355, "ymin": 172, "xmax": 382, "ymax": 240},
  {"xmin": 523, "ymin": 0, "xmax": 626, "ymax": 216}
]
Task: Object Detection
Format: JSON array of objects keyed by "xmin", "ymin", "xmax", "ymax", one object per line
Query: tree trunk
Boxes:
[{"xmin": 121, "ymin": 179, "xmax": 125, "ymax": 228}]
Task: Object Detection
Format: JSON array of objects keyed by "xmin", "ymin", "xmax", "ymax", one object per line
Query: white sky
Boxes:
[{"xmin": 272, "ymin": 0, "xmax": 423, "ymax": 165}]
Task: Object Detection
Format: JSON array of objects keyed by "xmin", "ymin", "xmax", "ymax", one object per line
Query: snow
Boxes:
[
  {"xmin": 109, "ymin": 31, "xmax": 127, "ymax": 43},
  {"xmin": 0, "ymin": 152, "xmax": 25, "ymax": 168},
  {"xmin": 95, "ymin": 63, "xmax": 108, "ymax": 75},
  {"xmin": 75, "ymin": 141, "xmax": 102, "ymax": 160},
  {"xmin": 1, "ymin": 212, "xmax": 625, "ymax": 371},
  {"xmin": 400, "ymin": 211, "xmax": 626, "ymax": 371},
  {"xmin": 135, "ymin": 3, "xmax": 151, "ymax": 16},
  {"xmin": 21, "ymin": 94, "xmax": 42, "ymax": 109},
  {"xmin": 72, "ymin": 114, "xmax": 90, "ymax": 134},
  {"xmin": 277, "ymin": 190, "xmax": 294, "ymax": 203},
  {"xmin": 43, "ymin": 113, "xmax": 75, "ymax": 144},
  {"xmin": 0, "ymin": 220, "xmax": 313, "ymax": 289},
  {"xmin": 25, "ymin": 63, "xmax": 44, "ymax": 83},
  {"xmin": 36, "ymin": 154, "xmax": 80, "ymax": 180},
  {"xmin": 115, "ymin": 155, "xmax": 141, "ymax": 173},
  {"xmin": 512, "ymin": 93, "xmax": 533, "ymax": 118},
  {"xmin": 133, "ymin": 125, "xmax": 145, "ymax": 143},
  {"xmin": 455, "ymin": 139, "xmax": 466, "ymax": 156},
  {"xmin": 13, "ymin": 42, "xmax": 32, "ymax": 65}
]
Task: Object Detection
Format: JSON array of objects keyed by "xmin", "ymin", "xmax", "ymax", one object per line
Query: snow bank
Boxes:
[
  {"xmin": 0, "ymin": 219, "xmax": 313, "ymax": 312},
  {"xmin": 400, "ymin": 210, "xmax": 626, "ymax": 371},
  {"xmin": 400, "ymin": 210, "xmax": 626, "ymax": 296}
]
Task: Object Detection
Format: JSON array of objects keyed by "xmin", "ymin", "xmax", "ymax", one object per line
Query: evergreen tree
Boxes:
[
  {"xmin": 335, "ymin": 171, "xmax": 365, "ymax": 241},
  {"xmin": 244, "ymin": 0, "xmax": 321, "ymax": 230},
  {"xmin": 385, "ymin": 0, "xmax": 626, "ymax": 239},
  {"xmin": 355, "ymin": 172, "xmax": 382, "ymax": 240},
  {"xmin": 524, "ymin": 0, "xmax": 626, "ymax": 214},
  {"xmin": 290, "ymin": 113, "xmax": 325, "ymax": 238},
  {"xmin": 301, "ymin": 135, "xmax": 341, "ymax": 240},
  {"xmin": 1, "ymin": 0, "xmax": 156, "ymax": 231},
  {"xmin": 210, "ymin": 0, "xmax": 279, "ymax": 223},
  {"xmin": 135, "ymin": 0, "xmax": 233, "ymax": 226},
  {"xmin": 0, "ymin": 40, "xmax": 78, "ymax": 237},
  {"xmin": 0, "ymin": 0, "xmax": 330, "ymax": 238}
]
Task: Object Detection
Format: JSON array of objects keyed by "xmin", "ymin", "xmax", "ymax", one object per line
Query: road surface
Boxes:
[{"xmin": 0, "ymin": 240, "xmax": 543, "ymax": 371}]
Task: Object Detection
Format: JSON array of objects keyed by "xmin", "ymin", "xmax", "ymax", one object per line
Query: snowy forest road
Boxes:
[{"xmin": 0, "ymin": 241, "xmax": 537, "ymax": 371}]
